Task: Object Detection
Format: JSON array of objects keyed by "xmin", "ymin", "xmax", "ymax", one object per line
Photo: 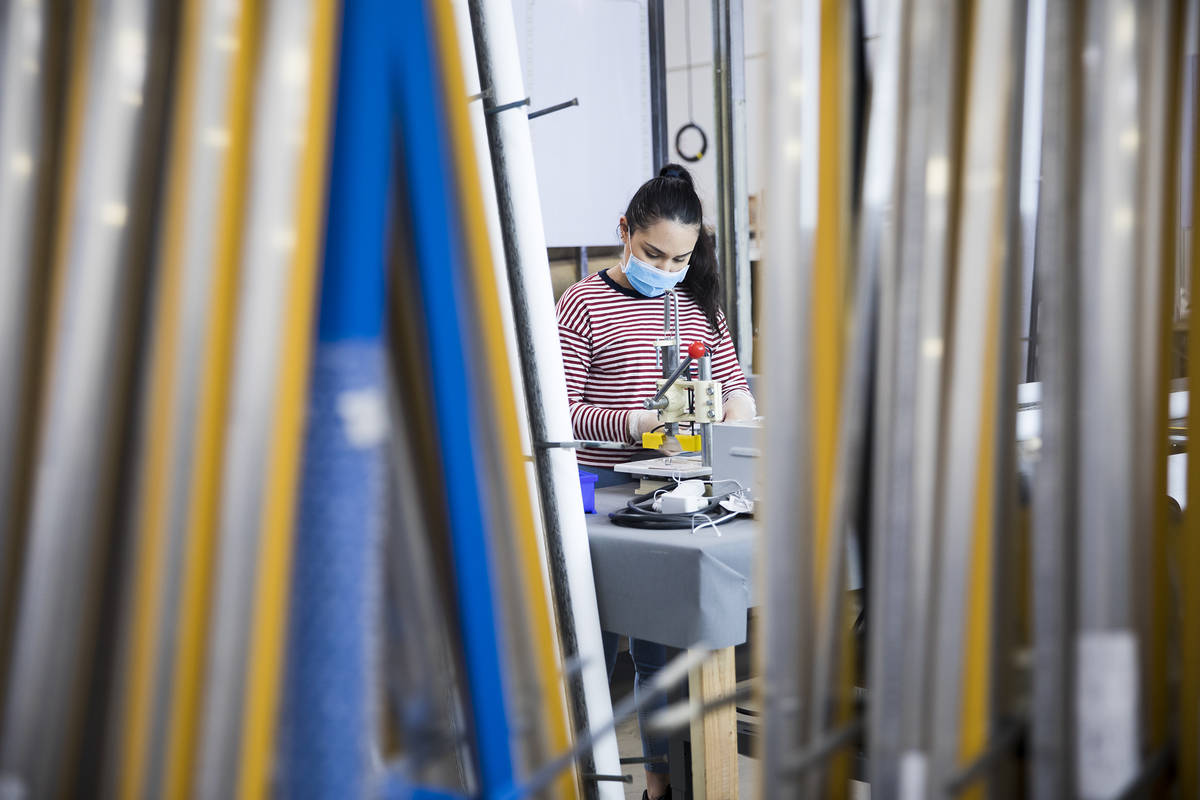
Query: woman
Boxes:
[{"xmin": 555, "ymin": 163, "xmax": 755, "ymax": 800}]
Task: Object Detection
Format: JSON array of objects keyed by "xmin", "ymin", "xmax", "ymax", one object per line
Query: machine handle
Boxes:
[{"xmin": 644, "ymin": 341, "xmax": 707, "ymax": 409}]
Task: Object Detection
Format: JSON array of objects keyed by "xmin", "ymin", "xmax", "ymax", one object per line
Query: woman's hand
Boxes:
[
  {"xmin": 722, "ymin": 391, "xmax": 756, "ymax": 422},
  {"xmin": 626, "ymin": 409, "xmax": 660, "ymax": 443},
  {"xmin": 627, "ymin": 410, "xmax": 689, "ymax": 455}
]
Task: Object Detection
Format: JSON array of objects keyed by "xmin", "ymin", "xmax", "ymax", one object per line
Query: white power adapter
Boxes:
[
  {"xmin": 654, "ymin": 479, "xmax": 708, "ymax": 515},
  {"xmin": 659, "ymin": 494, "xmax": 707, "ymax": 514}
]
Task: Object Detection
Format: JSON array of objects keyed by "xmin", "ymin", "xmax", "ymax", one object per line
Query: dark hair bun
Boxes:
[{"xmin": 658, "ymin": 163, "xmax": 694, "ymax": 187}]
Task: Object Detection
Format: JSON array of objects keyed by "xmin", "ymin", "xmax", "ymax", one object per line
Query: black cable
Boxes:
[
  {"xmin": 609, "ymin": 491, "xmax": 741, "ymax": 530},
  {"xmin": 674, "ymin": 122, "xmax": 707, "ymax": 163}
]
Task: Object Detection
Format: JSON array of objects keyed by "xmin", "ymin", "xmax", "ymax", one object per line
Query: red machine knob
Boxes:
[{"xmin": 688, "ymin": 341, "xmax": 707, "ymax": 359}]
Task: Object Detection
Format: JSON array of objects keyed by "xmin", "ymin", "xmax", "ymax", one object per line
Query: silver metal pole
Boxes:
[
  {"xmin": 712, "ymin": 0, "xmax": 752, "ymax": 368},
  {"xmin": 663, "ymin": 292, "xmax": 679, "ymax": 439},
  {"xmin": 193, "ymin": 1, "xmax": 327, "ymax": 794},
  {"xmin": 927, "ymin": 0, "xmax": 1026, "ymax": 792},
  {"xmin": 0, "ymin": 0, "xmax": 172, "ymax": 794},
  {"xmin": 100, "ymin": 1, "xmax": 252, "ymax": 794},
  {"xmin": 757, "ymin": 0, "xmax": 820, "ymax": 794},
  {"xmin": 699, "ymin": 355, "xmax": 713, "ymax": 468},
  {"xmin": 1072, "ymin": 2, "xmax": 1150, "ymax": 795},
  {"xmin": 0, "ymin": 0, "xmax": 60, "ymax": 604},
  {"xmin": 1029, "ymin": 2, "xmax": 1082, "ymax": 797}
]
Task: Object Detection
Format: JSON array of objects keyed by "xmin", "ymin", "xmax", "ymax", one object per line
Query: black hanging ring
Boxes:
[{"xmin": 674, "ymin": 122, "xmax": 707, "ymax": 163}]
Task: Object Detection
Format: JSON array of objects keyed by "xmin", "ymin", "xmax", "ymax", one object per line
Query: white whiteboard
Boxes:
[{"xmin": 512, "ymin": 0, "xmax": 653, "ymax": 247}]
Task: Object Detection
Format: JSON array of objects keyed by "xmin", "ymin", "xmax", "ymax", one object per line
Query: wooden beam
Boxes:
[{"xmin": 689, "ymin": 646, "xmax": 739, "ymax": 800}]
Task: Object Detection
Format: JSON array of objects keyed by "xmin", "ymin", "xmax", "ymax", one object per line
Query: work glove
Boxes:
[
  {"xmin": 626, "ymin": 409, "xmax": 660, "ymax": 444},
  {"xmin": 722, "ymin": 390, "xmax": 757, "ymax": 422},
  {"xmin": 626, "ymin": 409, "xmax": 687, "ymax": 455}
]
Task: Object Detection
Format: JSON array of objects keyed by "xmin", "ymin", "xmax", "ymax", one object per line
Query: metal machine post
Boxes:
[
  {"xmin": 712, "ymin": 0, "xmax": 752, "ymax": 367},
  {"xmin": 699, "ymin": 354, "xmax": 714, "ymax": 468},
  {"xmin": 660, "ymin": 292, "xmax": 680, "ymax": 440}
]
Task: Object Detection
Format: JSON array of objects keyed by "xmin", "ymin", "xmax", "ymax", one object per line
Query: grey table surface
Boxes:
[{"xmin": 584, "ymin": 485, "xmax": 759, "ymax": 650}]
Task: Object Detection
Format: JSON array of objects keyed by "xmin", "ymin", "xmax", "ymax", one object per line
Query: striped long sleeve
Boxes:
[
  {"xmin": 556, "ymin": 301, "xmax": 633, "ymax": 444},
  {"xmin": 554, "ymin": 270, "xmax": 753, "ymax": 468}
]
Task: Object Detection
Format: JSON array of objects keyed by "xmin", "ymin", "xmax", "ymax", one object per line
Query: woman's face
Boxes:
[{"xmin": 621, "ymin": 216, "xmax": 700, "ymax": 274}]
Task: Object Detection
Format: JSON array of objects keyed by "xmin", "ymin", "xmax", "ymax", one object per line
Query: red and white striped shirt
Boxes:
[{"xmin": 556, "ymin": 269, "xmax": 752, "ymax": 468}]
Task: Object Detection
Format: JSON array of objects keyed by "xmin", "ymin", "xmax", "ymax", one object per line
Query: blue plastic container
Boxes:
[{"xmin": 578, "ymin": 468, "xmax": 598, "ymax": 513}]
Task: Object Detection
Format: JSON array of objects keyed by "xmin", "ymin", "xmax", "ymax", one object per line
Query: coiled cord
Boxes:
[{"xmin": 608, "ymin": 491, "xmax": 741, "ymax": 530}]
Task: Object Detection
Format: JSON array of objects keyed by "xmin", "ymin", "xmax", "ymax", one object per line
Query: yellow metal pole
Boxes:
[
  {"xmin": 113, "ymin": 0, "xmax": 202, "ymax": 794},
  {"xmin": 812, "ymin": 0, "xmax": 854, "ymax": 795},
  {"xmin": 234, "ymin": 0, "xmax": 337, "ymax": 794},
  {"xmin": 1181, "ymin": 14, "xmax": 1200, "ymax": 789},
  {"xmin": 161, "ymin": 2, "xmax": 259, "ymax": 794},
  {"xmin": 1144, "ymin": 0, "xmax": 1184, "ymax": 767}
]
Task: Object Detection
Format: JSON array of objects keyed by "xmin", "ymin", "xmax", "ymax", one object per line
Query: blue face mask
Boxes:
[{"xmin": 621, "ymin": 249, "xmax": 689, "ymax": 298}]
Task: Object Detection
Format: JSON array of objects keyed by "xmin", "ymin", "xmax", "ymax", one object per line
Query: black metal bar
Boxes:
[
  {"xmin": 619, "ymin": 755, "xmax": 669, "ymax": 766},
  {"xmin": 647, "ymin": 0, "xmax": 669, "ymax": 170},
  {"xmin": 527, "ymin": 97, "xmax": 579, "ymax": 120},
  {"xmin": 485, "ymin": 96, "xmax": 530, "ymax": 116},
  {"xmin": 645, "ymin": 355, "xmax": 695, "ymax": 408},
  {"xmin": 943, "ymin": 718, "xmax": 1026, "ymax": 796},
  {"xmin": 582, "ymin": 773, "xmax": 633, "ymax": 784}
]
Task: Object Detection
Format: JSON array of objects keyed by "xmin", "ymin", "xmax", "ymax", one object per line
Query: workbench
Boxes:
[{"xmin": 585, "ymin": 485, "xmax": 758, "ymax": 799}]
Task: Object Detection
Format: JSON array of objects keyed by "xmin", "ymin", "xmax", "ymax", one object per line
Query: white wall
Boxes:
[
  {"xmin": 512, "ymin": 0, "xmax": 766, "ymax": 247},
  {"xmin": 513, "ymin": 0, "xmax": 654, "ymax": 248},
  {"xmin": 662, "ymin": 0, "xmax": 766, "ymax": 228}
]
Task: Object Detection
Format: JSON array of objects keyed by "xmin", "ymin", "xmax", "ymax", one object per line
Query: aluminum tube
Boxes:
[
  {"xmin": 99, "ymin": 1, "xmax": 250, "ymax": 794},
  {"xmin": 757, "ymin": 0, "xmax": 820, "ymax": 794},
  {"xmin": 192, "ymin": 0, "xmax": 328, "ymax": 793},
  {"xmin": 1029, "ymin": 4, "xmax": 1083, "ymax": 798},
  {"xmin": 466, "ymin": 1, "xmax": 621, "ymax": 794},
  {"xmin": 712, "ymin": 0, "xmax": 752, "ymax": 367},
  {"xmin": 898, "ymin": 0, "xmax": 965, "ymax": 775},
  {"xmin": 0, "ymin": 0, "xmax": 172, "ymax": 794},
  {"xmin": 810, "ymin": 0, "xmax": 899, "ymax": 792},
  {"xmin": 928, "ymin": 0, "xmax": 1026, "ymax": 792},
  {"xmin": 0, "ymin": 0, "xmax": 56, "ymax": 591},
  {"xmin": 863, "ymin": 3, "xmax": 914, "ymax": 792},
  {"xmin": 1072, "ymin": 2, "xmax": 1150, "ymax": 795}
]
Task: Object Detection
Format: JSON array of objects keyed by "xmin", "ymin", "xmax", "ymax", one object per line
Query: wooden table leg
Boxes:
[{"xmin": 688, "ymin": 646, "xmax": 739, "ymax": 799}]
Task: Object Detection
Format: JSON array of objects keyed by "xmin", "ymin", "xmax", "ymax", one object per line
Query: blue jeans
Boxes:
[
  {"xmin": 602, "ymin": 632, "xmax": 670, "ymax": 774},
  {"xmin": 590, "ymin": 466, "xmax": 635, "ymax": 488}
]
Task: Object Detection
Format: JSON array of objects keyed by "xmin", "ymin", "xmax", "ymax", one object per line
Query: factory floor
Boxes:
[{"xmin": 610, "ymin": 645, "xmax": 758, "ymax": 800}]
